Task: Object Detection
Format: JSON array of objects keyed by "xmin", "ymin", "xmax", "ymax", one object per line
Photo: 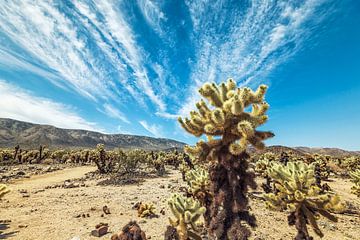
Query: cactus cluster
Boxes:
[
  {"xmin": 264, "ymin": 161, "xmax": 343, "ymax": 239},
  {"xmin": 178, "ymin": 79, "xmax": 273, "ymax": 239},
  {"xmin": 167, "ymin": 194, "xmax": 205, "ymax": 240},
  {"xmin": 349, "ymin": 169, "xmax": 360, "ymax": 197},
  {"xmin": 137, "ymin": 202, "xmax": 156, "ymax": 218},
  {"xmin": 0, "ymin": 184, "xmax": 10, "ymax": 199}
]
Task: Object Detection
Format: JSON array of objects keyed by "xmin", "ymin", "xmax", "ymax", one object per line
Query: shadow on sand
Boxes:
[{"xmin": 0, "ymin": 223, "xmax": 18, "ymax": 239}]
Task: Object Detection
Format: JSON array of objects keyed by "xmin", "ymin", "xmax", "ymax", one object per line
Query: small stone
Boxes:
[{"xmin": 18, "ymin": 224, "xmax": 28, "ymax": 228}]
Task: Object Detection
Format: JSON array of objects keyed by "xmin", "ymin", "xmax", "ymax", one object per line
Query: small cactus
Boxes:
[
  {"xmin": 349, "ymin": 169, "xmax": 360, "ymax": 197},
  {"xmin": 168, "ymin": 194, "xmax": 205, "ymax": 240},
  {"xmin": 264, "ymin": 161, "xmax": 344, "ymax": 239},
  {"xmin": 0, "ymin": 184, "xmax": 10, "ymax": 199},
  {"xmin": 137, "ymin": 202, "xmax": 156, "ymax": 218}
]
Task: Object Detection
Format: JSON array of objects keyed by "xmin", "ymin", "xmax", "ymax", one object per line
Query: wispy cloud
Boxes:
[
  {"xmin": 103, "ymin": 103, "xmax": 129, "ymax": 124},
  {"xmin": 0, "ymin": 0, "xmax": 166, "ymax": 112},
  {"xmin": 139, "ymin": 120, "xmax": 163, "ymax": 137},
  {"xmin": 137, "ymin": 0, "xmax": 166, "ymax": 35},
  {"xmin": 0, "ymin": 80, "xmax": 99, "ymax": 131},
  {"xmin": 179, "ymin": 0, "xmax": 329, "ymax": 116}
]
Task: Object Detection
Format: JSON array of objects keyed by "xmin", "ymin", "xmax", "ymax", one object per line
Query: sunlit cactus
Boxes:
[
  {"xmin": 167, "ymin": 194, "xmax": 205, "ymax": 240},
  {"xmin": 349, "ymin": 169, "xmax": 360, "ymax": 197},
  {"xmin": 185, "ymin": 167, "xmax": 212, "ymax": 226},
  {"xmin": 264, "ymin": 161, "xmax": 344, "ymax": 240},
  {"xmin": 178, "ymin": 79, "xmax": 274, "ymax": 239},
  {"xmin": 0, "ymin": 184, "xmax": 10, "ymax": 199},
  {"xmin": 137, "ymin": 202, "xmax": 156, "ymax": 218}
]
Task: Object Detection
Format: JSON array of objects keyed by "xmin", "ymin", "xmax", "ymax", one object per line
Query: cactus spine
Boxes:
[
  {"xmin": 178, "ymin": 79, "xmax": 274, "ymax": 239},
  {"xmin": 264, "ymin": 161, "xmax": 343, "ymax": 240}
]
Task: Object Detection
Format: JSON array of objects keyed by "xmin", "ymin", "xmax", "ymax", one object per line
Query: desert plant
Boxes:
[
  {"xmin": 349, "ymin": 169, "xmax": 360, "ymax": 197},
  {"xmin": 264, "ymin": 161, "xmax": 344, "ymax": 240},
  {"xmin": 167, "ymin": 194, "xmax": 205, "ymax": 240},
  {"xmin": 93, "ymin": 144, "xmax": 117, "ymax": 173},
  {"xmin": 137, "ymin": 202, "xmax": 156, "ymax": 218},
  {"xmin": 185, "ymin": 167, "xmax": 212, "ymax": 226},
  {"xmin": 341, "ymin": 156, "xmax": 360, "ymax": 171},
  {"xmin": 255, "ymin": 152, "xmax": 276, "ymax": 193},
  {"xmin": 178, "ymin": 79, "xmax": 273, "ymax": 239},
  {"xmin": 0, "ymin": 184, "xmax": 10, "ymax": 199},
  {"xmin": 121, "ymin": 149, "xmax": 145, "ymax": 173}
]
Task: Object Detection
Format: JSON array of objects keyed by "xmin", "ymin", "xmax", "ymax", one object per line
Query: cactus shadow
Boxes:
[{"xmin": 0, "ymin": 223, "xmax": 18, "ymax": 239}]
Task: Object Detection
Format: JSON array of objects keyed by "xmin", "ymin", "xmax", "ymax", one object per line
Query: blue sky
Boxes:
[{"xmin": 0, "ymin": 0, "xmax": 359, "ymax": 150}]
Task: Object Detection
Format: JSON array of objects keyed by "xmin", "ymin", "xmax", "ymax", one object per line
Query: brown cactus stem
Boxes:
[
  {"xmin": 294, "ymin": 206, "xmax": 313, "ymax": 240},
  {"xmin": 209, "ymin": 143, "xmax": 257, "ymax": 240}
]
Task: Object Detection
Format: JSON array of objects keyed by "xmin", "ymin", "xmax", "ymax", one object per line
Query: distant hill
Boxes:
[
  {"xmin": 293, "ymin": 146, "xmax": 360, "ymax": 157},
  {"xmin": 0, "ymin": 118, "xmax": 186, "ymax": 151},
  {"xmin": 0, "ymin": 118, "xmax": 358, "ymax": 156},
  {"xmin": 253, "ymin": 145, "xmax": 359, "ymax": 157}
]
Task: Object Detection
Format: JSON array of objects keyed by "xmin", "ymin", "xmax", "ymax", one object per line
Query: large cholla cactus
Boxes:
[
  {"xmin": 349, "ymin": 169, "xmax": 360, "ymax": 197},
  {"xmin": 178, "ymin": 79, "xmax": 274, "ymax": 239},
  {"xmin": 167, "ymin": 194, "xmax": 205, "ymax": 240},
  {"xmin": 0, "ymin": 184, "xmax": 10, "ymax": 199},
  {"xmin": 264, "ymin": 161, "xmax": 343, "ymax": 240}
]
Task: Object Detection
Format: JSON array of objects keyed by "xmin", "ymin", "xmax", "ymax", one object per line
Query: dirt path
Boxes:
[{"xmin": 8, "ymin": 166, "xmax": 97, "ymax": 191}]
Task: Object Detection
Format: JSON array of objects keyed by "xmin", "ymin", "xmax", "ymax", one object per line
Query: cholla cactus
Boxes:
[
  {"xmin": 137, "ymin": 202, "xmax": 156, "ymax": 218},
  {"xmin": 341, "ymin": 156, "xmax": 360, "ymax": 171},
  {"xmin": 185, "ymin": 167, "xmax": 212, "ymax": 226},
  {"xmin": 178, "ymin": 79, "xmax": 273, "ymax": 239},
  {"xmin": 0, "ymin": 184, "xmax": 10, "ymax": 199},
  {"xmin": 255, "ymin": 153, "xmax": 275, "ymax": 193},
  {"xmin": 185, "ymin": 167, "xmax": 210, "ymax": 196},
  {"xmin": 349, "ymin": 169, "xmax": 360, "ymax": 197},
  {"xmin": 168, "ymin": 194, "xmax": 205, "ymax": 240},
  {"xmin": 264, "ymin": 161, "xmax": 344, "ymax": 239}
]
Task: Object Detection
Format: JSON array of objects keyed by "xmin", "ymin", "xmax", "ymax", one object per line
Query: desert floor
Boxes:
[{"xmin": 0, "ymin": 165, "xmax": 359, "ymax": 240}]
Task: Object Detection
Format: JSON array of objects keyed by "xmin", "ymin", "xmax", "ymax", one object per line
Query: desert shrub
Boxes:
[
  {"xmin": 119, "ymin": 149, "xmax": 146, "ymax": 174},
  {"xmin": 93, "ymin": 144, "xmax": 117, "ymax": 174},
  {"xmin": 178, "ymin": 79, "xmax": 273, "ymax": 239}
]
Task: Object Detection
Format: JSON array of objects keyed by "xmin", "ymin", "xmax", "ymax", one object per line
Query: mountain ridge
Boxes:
[
  {"xmin": 0, "ymin": 118, "xmax": 186, "ymax": 150},
  {"xmin": 0, "ymin": 118, "xmax": 359, "ymax": 156}
]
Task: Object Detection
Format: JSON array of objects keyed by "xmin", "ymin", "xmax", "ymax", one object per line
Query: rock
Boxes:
[
  {"xmin": 18, "ymin": 224, "xmax": 28, "ymax": 228},
  {"xmin": 22, "ymin": 193, "xmax": 30, "ymax": 198},
  {"xmin": 91, "ymin": 223, "xmax": 108, "ymax": 237},
  {"xmin": 17, "ymin": 171, "xmax": 26, "ymax": 175}
]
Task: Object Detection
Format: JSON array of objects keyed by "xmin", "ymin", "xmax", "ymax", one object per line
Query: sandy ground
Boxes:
[{"xmin": 0, "ymin": 166, "xmax": 359, "ymax": 240}]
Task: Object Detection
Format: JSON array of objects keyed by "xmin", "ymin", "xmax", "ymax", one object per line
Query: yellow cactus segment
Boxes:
[
  {"xmin": 185, "ymin": 167, "xmax": 210, "ymax": 196},
  {"xmin": 178, "ymin": 79, "xmax": 273, "ymax": 161},
  {"xmin": 0, "ymin": 184, "xmax": 10, "ymax": 199},
  {"xmin": 137, "ymin": 203, "xmax": 156, "ymax": 218},
  {"xmin": 264, "ymin": 161, "xmax": 344, "ymax": 238},
  {"xmin": 349, "ymin": 169, "xmax": 360, "ymax": 197},
  {"xmin": 168, "ymin": 194, "xmax": 205, "ymax": 240}
]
